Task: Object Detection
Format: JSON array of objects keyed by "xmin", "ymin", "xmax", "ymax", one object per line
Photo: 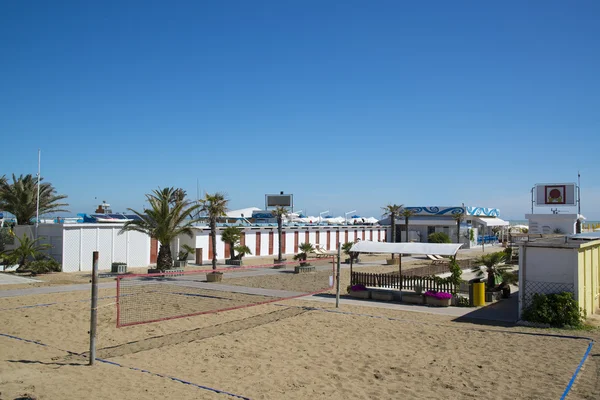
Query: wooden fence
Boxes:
[{"xmin": 351, "ymin": 271, "xmax": 457, "ymax": 293}]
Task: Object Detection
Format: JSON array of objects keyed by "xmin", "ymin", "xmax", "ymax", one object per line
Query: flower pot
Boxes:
[
  {"xmin": 425, "ymin": 296, "xmax": 451, "ymax": 307},
  {"xmin": 414, "ymin": 284, "xmax": 423, "ymax": 295},
  {"xmin": 174, "ymin": 260, "xmax": 187, "ymax": 268},
  {"xmin": 348, "ymin": 290, "xmax": 371, "ymax": 299},
  {"xmin": 371, "ymin": 290, "xmax": 394, "ymax": 301},
  {"xmin": 485, "ymin": 291, "xmax": 502, "ymax": 302},
  {"xmin": 206, "ymin": 272, "xmax": 223, "ymax": 282},
  {"xmin": 294, "ymin": 265, "xmax": 316, "ymax": 274},
  {"xmin": 225, "ymin": 259, "xmax": 243, "ymax": 266},
  {"xmin": 402, "ymin": 293, "xmax": 424, "ymax": 304}
]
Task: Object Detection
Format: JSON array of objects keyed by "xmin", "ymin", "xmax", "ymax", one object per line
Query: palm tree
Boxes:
[
  {"xmin": 382, "ymin": 204, "xmax": 402, "ymax": 258},
  {"xmin": 400, "ymin": 208, "xmax": 415, "ymax": 242},
  {"xmin": 5, "ymin": 234, "xmax": 51, "ymax": 270},
  {"xmin": 199, "ymin": 192, "xmax": 228, "ymax": 270},
  {"xmin": 471, "ymin": 251, "xmax": 510, "ymax": 290},
  {"xmin": 221, "ymin": 226, "xmax": 242, "ymax": 260},
  {"xmin": 271, "ymin": 206, "xmax": 288, "ymax": 262},
  {"xmin": 0, "ymin": 174, "xmax": 69, "ymax": 225},
  {"xmin": 121, "ymin": 187, "xmax": 200, "ymax": 271},
  {"xmin": 453, "ymin": 211, "xmax": 464, "ymax": 244},
  {"xmin": 294, "ymin": 242, "xmax": 314, "ymax": 266}
]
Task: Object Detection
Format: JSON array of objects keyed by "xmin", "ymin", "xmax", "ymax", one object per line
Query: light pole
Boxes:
[
  {"xmin": 319, "ymin": 210, "xmax": 330, "ymax": 223},
  {"xmin": 345, "ymin": 210, "xmax": 356, "ymax": 225}
]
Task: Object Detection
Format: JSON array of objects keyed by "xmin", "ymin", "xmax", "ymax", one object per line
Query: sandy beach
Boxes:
[
  {"xmin": 1, "ymin": 247, "xmax": 598, "ymax": 399},
  {"xmin": 1, "ymin": 269, "xmax": 599, "ymax": 400}
]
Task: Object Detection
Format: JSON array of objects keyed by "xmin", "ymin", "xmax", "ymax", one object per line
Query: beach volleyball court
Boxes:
[{"xmin": 116, "ymin": 257, "xmax": 335, "ymax": 327}]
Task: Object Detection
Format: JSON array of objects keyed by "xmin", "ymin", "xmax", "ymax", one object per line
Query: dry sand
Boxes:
[{"xmin": 1, "ymin": 283, "xmax": 599, "ymax": 400}]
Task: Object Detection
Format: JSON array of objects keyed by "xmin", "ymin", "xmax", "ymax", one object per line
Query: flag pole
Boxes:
[{"xmin": 35, "ymin": 149, "xmax": 41, "ymax": 238}]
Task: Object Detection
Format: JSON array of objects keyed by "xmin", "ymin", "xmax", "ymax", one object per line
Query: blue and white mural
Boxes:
[
  {"xmin": 404, "ymin": 206, "xmax": 500, "ymax": 217},
  {"xmin": 405, "ymin": 206, "xmax": 465, "ymax": 216},
  {"xmin": 465, "ymin": 207, "xmax": 500, "ymax": 217}
]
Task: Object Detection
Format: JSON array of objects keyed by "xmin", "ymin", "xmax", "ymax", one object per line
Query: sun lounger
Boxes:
[
  {"xmin": 426, "ymin": 254, "xmax": 444, "ymax": 264},
  {"xmin": 314, "ymin": 246, "xmax": 336, "ymax": 257}
]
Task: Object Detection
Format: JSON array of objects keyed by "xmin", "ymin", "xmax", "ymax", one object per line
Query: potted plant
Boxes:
[
  {"xmin": 174, "ymin": 244, "xmax": 195, "ymax": 268},
  {"xmin": 293, "ymin": 242, "xmax": 315, "ymax": 273},
  {"xmin": 499, "ymin": 270, "xmax": 518, "ymax": 298},
  {"xmin": 231, "ymin": 244, "xmax": 252, "ymax": 266},
  {"xmin": 424, "ymin": 290, "xmax": 452, "ymax": 307},
  {"xmin": 199, "ymin": 192, "xmax": 229, "ymax": 282},
  {"xmin": 347, "ymin": 284, "xmax": 370, "ymax": 299},
  {"xmin": 221, "ymin": 226, "xmax": 245, "ymax": 266},
  {"xmin": 342, "ymin": 242, "xmax": 359, "ymax": 264}
]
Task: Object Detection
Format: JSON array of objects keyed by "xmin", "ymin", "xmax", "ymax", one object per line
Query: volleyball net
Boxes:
[{"xmin": 116, "ymin": 257, "xmax": 335, "ymax": 327}]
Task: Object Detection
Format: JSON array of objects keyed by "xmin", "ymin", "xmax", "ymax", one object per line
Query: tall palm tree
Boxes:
[
  {"xmin": 471, "ymin": 251, "xmax": 509, "ymax": 289},
  {"xmin": 121, "ymin": 187, "xmax": 200, "ymax": 271},
  {"xmin": 199, "ymin": 192, "xmax": 228, "ymax": 270},
  {"xmin": 382, "ymin": 204, "xmax": 402, "ymax": 259},
  {"xmin": 400, "ymin": 208, "xmax": 415, "ymax": 242},
  {"xmin": 6, "ymin": 234, "xmax": 51, "ymax": 270},
  {"xmin": 0, "ymin": 174, "xmax": 69, "ymax": 225},
  {"xmin": 271, "ymin": 206, "xmax": 288, "ymax": 262},
  {"xmin": 453, "ymin": 211, "xmax": 464, "ymax": 244}
]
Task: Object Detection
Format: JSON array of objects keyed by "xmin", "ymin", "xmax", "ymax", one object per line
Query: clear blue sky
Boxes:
[{"xmin": 1, "ymin": 1, "xmax": 599, "ymax": 220}]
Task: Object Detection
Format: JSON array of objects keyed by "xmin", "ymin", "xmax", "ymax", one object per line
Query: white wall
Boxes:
[
  {"xmin": 62, "ymin": 224, "xmax": 150, "ymax": 272},
  {"xmin": 188, "ymin": 226, "xmax": 387, "ymax": 263},
  {"xmin": 526, "ymin": 214, "xmax": 578, "ymax": 235},
  {"xmin": 518, "ymin": 244, "xmax": 578, "ymax": 318},
  {"xmin": 522, "ymin": 247, "xmax": 577, "ymax": 284}
]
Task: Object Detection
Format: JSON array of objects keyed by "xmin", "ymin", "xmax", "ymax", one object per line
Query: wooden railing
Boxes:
[{"xmin": 351, "ymin": 271, "xmax": 457, "ymax": 293}]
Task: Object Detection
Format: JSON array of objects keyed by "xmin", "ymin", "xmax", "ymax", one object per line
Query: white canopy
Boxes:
[
  {"xmin": 472, "ymin": 217, "xmax": 509, "ymax": 227},
  {"xmin": 350, "ymin": 241, "xmax": 462, "ymax": 256}
]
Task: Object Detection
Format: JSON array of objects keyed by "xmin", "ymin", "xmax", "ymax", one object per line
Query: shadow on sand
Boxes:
[{"xmin": 452, "ymin": 291, "xmax": 519, "ymax": 328}]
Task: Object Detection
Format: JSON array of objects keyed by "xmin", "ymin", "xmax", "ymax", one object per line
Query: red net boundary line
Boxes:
[
  {"xmin": 116, "ymin": 257, "xmax": 336, "ymax": 328},
  {"xmin": 117, "ymin": 256, "xmax": 335, "ymax": 280},
  {"xmin": 117, "ymin": 286, "xmax": 334, "ymax": 328}
]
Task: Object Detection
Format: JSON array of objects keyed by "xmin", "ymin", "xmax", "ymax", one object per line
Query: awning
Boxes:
[
  {"xmin": 350, "ymin": 241, "xmax": 462, "ymax": 256},
  {"xmin": 472, "ymin": 217, "xmax": 509, "ymax": 227}
]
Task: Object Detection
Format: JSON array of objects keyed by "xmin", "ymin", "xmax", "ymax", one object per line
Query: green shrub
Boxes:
[
  {"xmin": 27, "ymin": 258, "xmax": 62, "ymax": 275},
  {"xmin": 503, "ymin": 247, "xmax": 512, "ymax": 261},
  {"xmin": 522, "ymin": 292, "xmax": 585, "ymax": 328},
  {"xmin": 455, "ymin": 296, "xmax": 471, "ymax": 307},
  {"xmin": 446, "ymin": 257, "xmax": 462, "ymax": 288},
  {"xmin": 428, "ymin": 232, "xmax": 451, "ymax": 243}
]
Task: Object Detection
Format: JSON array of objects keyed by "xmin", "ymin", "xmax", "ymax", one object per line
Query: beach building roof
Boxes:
[
  {"xmin": 350, "ymin": 240, "xmax": 462, "ymax": 256},
  {"xmin": 226, "ymin": 207, "xmax": 261, "ymax": 218},
  {"xmin": 472, "ymin": 216, "xmax": 509, "ymax": 227}
]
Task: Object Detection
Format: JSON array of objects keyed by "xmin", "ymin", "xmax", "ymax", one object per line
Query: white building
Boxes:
[
  {"xmin": 8, "ymin": 223, "xmax": 387, "ymax": 272},
  {"xmin": 380, "ymin": 206, "xmax": 509, "ymax": 248}
]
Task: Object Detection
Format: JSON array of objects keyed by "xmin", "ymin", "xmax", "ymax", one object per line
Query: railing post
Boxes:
[{"xmin": 89, "ymin": 251, "xmax": 99, "ymax": 366}]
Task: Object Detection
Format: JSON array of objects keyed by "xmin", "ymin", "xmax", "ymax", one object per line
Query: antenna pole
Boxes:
[
  {"xmin": 35, "ymin": 149, "xmax": 41, "ymax": 238},
  {"xmin": 578, "ymin": 171, "xmax": 581, "ymax": 215},
  {"xmin": 531, "ymin": 186, "xmax": 534, "ymax": 214}
]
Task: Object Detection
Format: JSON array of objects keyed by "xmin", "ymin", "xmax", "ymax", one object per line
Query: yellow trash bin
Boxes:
[{"xmin": 473, "ymin": 282, "xmax": 485, "ymax": 306}]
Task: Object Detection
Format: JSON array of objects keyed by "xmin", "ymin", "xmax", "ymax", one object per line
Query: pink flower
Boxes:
[{"xmin": 424, "ymin": 290, "xmax": 452, "ymax": 300}]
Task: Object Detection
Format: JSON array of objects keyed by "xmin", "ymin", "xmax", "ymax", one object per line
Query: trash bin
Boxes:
[{"xmin": 473, "ymin": 282, "xmax": 485, "ymax": 306}]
